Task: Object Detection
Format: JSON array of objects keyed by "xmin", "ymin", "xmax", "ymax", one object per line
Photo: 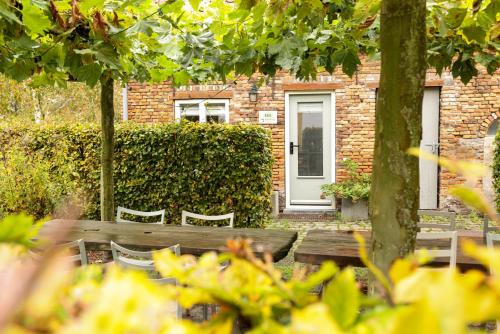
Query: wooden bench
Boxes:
[{"xmin": 294, "ymin": 230, "xmax": 487, "ymax": 271}]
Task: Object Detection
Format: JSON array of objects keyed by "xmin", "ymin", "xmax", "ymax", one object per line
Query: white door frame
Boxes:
[{"xmin": 285, "ymin": 91, "xmax": 336, "ymax": 210}]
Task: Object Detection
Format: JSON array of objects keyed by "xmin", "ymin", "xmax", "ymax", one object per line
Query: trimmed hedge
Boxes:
[
  {"xmin": 0, "ymin": 122, "xmax": 273, "ymax": 227},
  {"xmin": 495, "ymin": 129, "xmax": 500, "ymax": 212}
]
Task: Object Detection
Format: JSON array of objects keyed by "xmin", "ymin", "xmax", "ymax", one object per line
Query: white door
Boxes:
[
  {"xmin": 419, "ymin": 88, "xmax": 440, "ymax": 209},
  {"xmin": 289, "ymin": 94, "xmax": 333, "ymax": 207}
]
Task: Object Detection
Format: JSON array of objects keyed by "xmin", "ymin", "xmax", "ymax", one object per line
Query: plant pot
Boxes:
[{"xmin": 340, "ymin": 198, "xmax": 368, "ymax": 221}]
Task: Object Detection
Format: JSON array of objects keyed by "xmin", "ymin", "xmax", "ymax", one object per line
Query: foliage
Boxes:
[
  {"xmin": 0, "ymin": 74, "xmax": 113, "ymax": 124},
  {"xmin": 0, "ymin": 0, "xmax": 220, "ymax": 88},
  {"xmin": 321, "ymin": 158, "xmax": 371, "ymax": 202},
  {"xmin": 0, "ymin": 214, "xmax": 44, "ymax": 248},
  {"xmin": 0, "ymin": 146, "xmax": 77, "ymax": 219},
  {"xmin": 0, "ymin": 217, "xmax": 499, "ymax": 333},
  {"xmin": 200, "ymin": 0, "xmax": 499, "ymax": 84},
  {"xmin": 0, "ymin": 0, "xmax": 496, "ymax": 87},
  {"xmin": 0, "ymin": 122, "xmax": 273, "ymax": 227},
  {"xmin": 495, "ymin": 130, "xmax": 500, "ymax": 212},
  {"xmin": 408, "ymin": 147, "xmax": 498, "ymax": 220}
]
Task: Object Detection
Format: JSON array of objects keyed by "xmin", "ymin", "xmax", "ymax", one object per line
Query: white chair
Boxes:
[
  {"xmin": 485, "ymin": 233, "xmax": 500, "ymax": 332},
  {"xmin": 486, "ymin": 233, "xmax": 500, "ymax": 274},
  {"xmin": 110, "ymin": 241, "xmax": 182, "ymax": 318},
  {"xmin": 181, "ymin": 210, "xmax": 234, "ymax": 319},
  {"xmin": 116, "ymin": 207, "xmax": 166, "ymax": 224},
  {"xmin": 59, "ymin": 239, "xmax": 88, "ymax": 266},
  {"xmin": 418, "ymin": 210, "xmax": 456, "ymax": 231},
  {"xmin": 30, "ymin": 239, "xmax": 88, "ymax": 266},
  {"xmin": 181, "ymin": 210, "xmax": 234, "ymax": 228},
  {"xmin": 415, "ymin": 231, "xmax": 458, "ymax": 269},
  {"xmin": 483, "ymin": 218, "xmax": 500, "ymax": 242}
]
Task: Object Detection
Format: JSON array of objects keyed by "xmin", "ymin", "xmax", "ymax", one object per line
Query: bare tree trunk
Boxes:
[
  {"xmin": 32, "ymin": 91, "xmax": 43, "ymax": 123},
  {"xmin": 100, "ymin": 73, "xmax": 115, "ymax": 221},
  {"xmin": 370, "ymin": 0, "xmax": 427, "ymax": 275}
]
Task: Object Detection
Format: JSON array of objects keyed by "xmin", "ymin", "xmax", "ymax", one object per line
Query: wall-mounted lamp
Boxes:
[{"xmin": 249, "ymin": 84, "xmax": 258, "ymax": 102}]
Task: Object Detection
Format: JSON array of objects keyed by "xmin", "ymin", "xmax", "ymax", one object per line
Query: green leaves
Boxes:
[
  {"xmin": 21, "ymin": 0, "xmax": 51, "ymax": 35},
  {"xmin": 0, "ymin": 214, "xmax": 44, "ymax": 247},
  {"xmin": 78, "ymin": 0, "xmax": 105, "ymax": 15},
  {"xmin": 323, "ymin": 268, "xmax": 361, "ymax": 329},
  {"xmin": 0, "ymin": 122, "xmax": 273, "ymax": 226},
  {"xmin": 72, "ymin": 63, "xmax": 102, "ymax": 87}
]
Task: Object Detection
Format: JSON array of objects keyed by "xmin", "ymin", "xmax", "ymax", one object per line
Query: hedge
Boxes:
[
  {"xmin": 0, "ymin": 122, "xmax": 274, "ymax": 227},
  {"xmin": 495, "ymin": 129, "xmax": 500, "ymax": 212}
]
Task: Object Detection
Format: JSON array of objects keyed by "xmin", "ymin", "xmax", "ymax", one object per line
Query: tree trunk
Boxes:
[
  {"xmin": 370, "ymin": 0, "xmax": 427, "ymax": 275},
  {"xmin": 100, "ymin": 73, "xmax": 115, "ymax": 221}
]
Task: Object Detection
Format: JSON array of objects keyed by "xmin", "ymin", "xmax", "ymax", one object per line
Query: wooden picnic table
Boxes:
[
  {"xmin": 294, "ymin": 230, "xmax": 487, "ymax": 271},
  {"xmin": 41, "ymin": 220, "xmax": 298, "ymax": 262}
]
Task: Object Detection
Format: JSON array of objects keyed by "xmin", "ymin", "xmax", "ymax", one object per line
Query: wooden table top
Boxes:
[
  {"xmin": 40, "ymin": 220, "xmax": 297, "ymax": 262},
  {"xmin": 294, "ymin": 230, "xmax": 487, "ymax": 271}
]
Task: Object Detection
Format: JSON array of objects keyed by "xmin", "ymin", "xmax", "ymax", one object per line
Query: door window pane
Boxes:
[{"xmin": 297, "ymin": 102, "xmax": 323, "ymax": 176}]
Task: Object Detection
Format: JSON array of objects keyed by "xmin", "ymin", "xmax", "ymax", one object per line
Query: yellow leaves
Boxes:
[
  {"xmin": 60, "ymin": 266, "xmax": 180, "ymax": 334},
  {"xmin": 407, "ymin": 147, "xmax": 488, "ymax": 183},
  {"xmin": 407, "ymin": 147, "xmax": 498, "ymax": 220},
  {"xmin": 463, "ymin": 240, "xmax": 500, "ymax": 276},
  {"xmin": 449, "ymin": 185, "xmax": 498, "ymax": 219},
  {"xmin": 389, "ymin": 258, "xmax": 419, "ymax": 284},
  {"xmin": 323, "ymin": 269, "xmax": 360, "ymax": 330},
  {"xmin": 290, "ymin": 304, "xmax": 343, "ymax": 334},
  {"xmin": 394, "ymin": 266, "xmax": 500, "ymax": 330}
]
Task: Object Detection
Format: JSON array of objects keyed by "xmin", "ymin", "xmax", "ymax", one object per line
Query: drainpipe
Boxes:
[{"xmin": 121, "ymin": 84, "xmax": 128, "ymax": 121}]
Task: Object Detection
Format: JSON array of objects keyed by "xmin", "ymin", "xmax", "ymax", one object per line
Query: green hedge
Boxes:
[
  {"xmin": 495, "ymin": 130, "xmax": 500, "ymax": 212},
  {"xmin": 0, "ymin": 122, "xmax": 273, "ymax": 227}
]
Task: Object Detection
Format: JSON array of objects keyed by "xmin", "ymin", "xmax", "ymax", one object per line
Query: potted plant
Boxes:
[{"xmin": 321, "ymin": 158, "xmax": 371, "ymax": 220}]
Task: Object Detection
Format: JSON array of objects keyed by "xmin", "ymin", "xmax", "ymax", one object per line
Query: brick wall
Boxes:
[{"xmin": 126, "ymin": 60, "xmax": 500, "ymax": 211}]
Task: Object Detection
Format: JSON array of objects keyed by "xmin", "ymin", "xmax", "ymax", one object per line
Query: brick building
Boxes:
[{"xmin": 123, "ymin": 60, "xmax": 500, "ymax": 212}]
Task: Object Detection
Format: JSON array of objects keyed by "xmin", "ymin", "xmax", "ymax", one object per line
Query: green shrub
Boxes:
[
  {"xmin": 0, "ymin": 146, "xmax": 76, "ymax": 219},
  {"xmin": 495, "ymin": 130, "xmax": 500, "ymax": 212},
  {"xmin": 321, "ymin": 158, "xmax": 371, "ymax": 202},
  {"xmin": 0, "ymin": 122, "xmax": 273, "ymax": 227}
]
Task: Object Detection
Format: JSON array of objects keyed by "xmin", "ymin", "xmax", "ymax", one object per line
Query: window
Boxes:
[{"xmin": 174, "ymin": 99, "xmax": 229, "ymax": 123}]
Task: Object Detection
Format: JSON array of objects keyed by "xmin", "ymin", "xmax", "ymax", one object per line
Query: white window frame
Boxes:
[{"xmin": 174, "ymin": 99, "xmax": 230, "ymax": 123}]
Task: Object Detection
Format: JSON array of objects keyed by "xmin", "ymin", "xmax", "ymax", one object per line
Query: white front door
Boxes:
[
  {"xmin": 419, "ymin": 88, "xmax": 440, "ymax": 209},
  {"xmin": 288, "ymin": 94, "xmax": 333, "ymax": 207}
]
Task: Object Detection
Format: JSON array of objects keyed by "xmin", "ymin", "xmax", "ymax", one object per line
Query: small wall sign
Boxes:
[{"xmin": 258, "ymin": 110, "xmax": 278, "ymax": 124}]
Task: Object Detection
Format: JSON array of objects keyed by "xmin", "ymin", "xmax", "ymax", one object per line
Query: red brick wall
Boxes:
[{"xmin": 126, "ymin": 60, "xmax": 500, "ymax": 211}]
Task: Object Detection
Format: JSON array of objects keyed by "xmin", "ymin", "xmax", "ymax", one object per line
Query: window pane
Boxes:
[
  {"xmin": 206, "ymin": 103, "xmax": 227, "ymax": 123},
  {"xmin": 184, "ymin": 115, "xmax": 200, "ymax": 122},
  {"xmin": 207, "ymin": 115, "xmax": 226, "ymax": 123},
  {"xmin": 179, "ymin": 103, "xmax": 199, "ymax": 115},
  {"xmin": 179, "ymin": 103, "xmax": 200, "ymax": 122},
  {"xmin": 297, "ymin": 102, "xmax": 323, "ymax": 177}
]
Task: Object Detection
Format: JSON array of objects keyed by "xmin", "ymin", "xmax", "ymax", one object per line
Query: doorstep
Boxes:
[{"xmin": 279, "ymin": 209, "xmax": 337, "ymax": 222}]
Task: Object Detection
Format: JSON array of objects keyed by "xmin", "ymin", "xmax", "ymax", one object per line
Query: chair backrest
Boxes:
[
  {"xmin": 485, "ymin": 232, "xmax": 500, "ymax": 331},
  {"xmin": 116, "ymin": 206, "xmax": 165, "ymax": 224},
  {"xmin": 483, "ymin": 218, "xmax": 500, "ymax": 241},
  {"xmin": 58, "ymin": 239, "xmax": 88, "ymax": 266},
  {"xmin": 416, "ymin": 231, "xmax": 458, "ymax": 269},
  {"xmin": 110, "ymin": 241, "xmax": 182, "ymax": 318},
  {"xmin": 110, "ymin": 241, "xmax": 180, "ymax": 270},
  {"xmin": 417, "ymin": 210, "xmax": 456, "ymax": 231},
  {"xmin": 29, "ymin": 239, "xmax": 87, "ymax": 266},
  {"xmin": 181, "ymin": 210, "xmax": 234, "ymax": 228},
  {"xmin": 486, "ymin": 232, "xmax": 500, "ymax": 248}
]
